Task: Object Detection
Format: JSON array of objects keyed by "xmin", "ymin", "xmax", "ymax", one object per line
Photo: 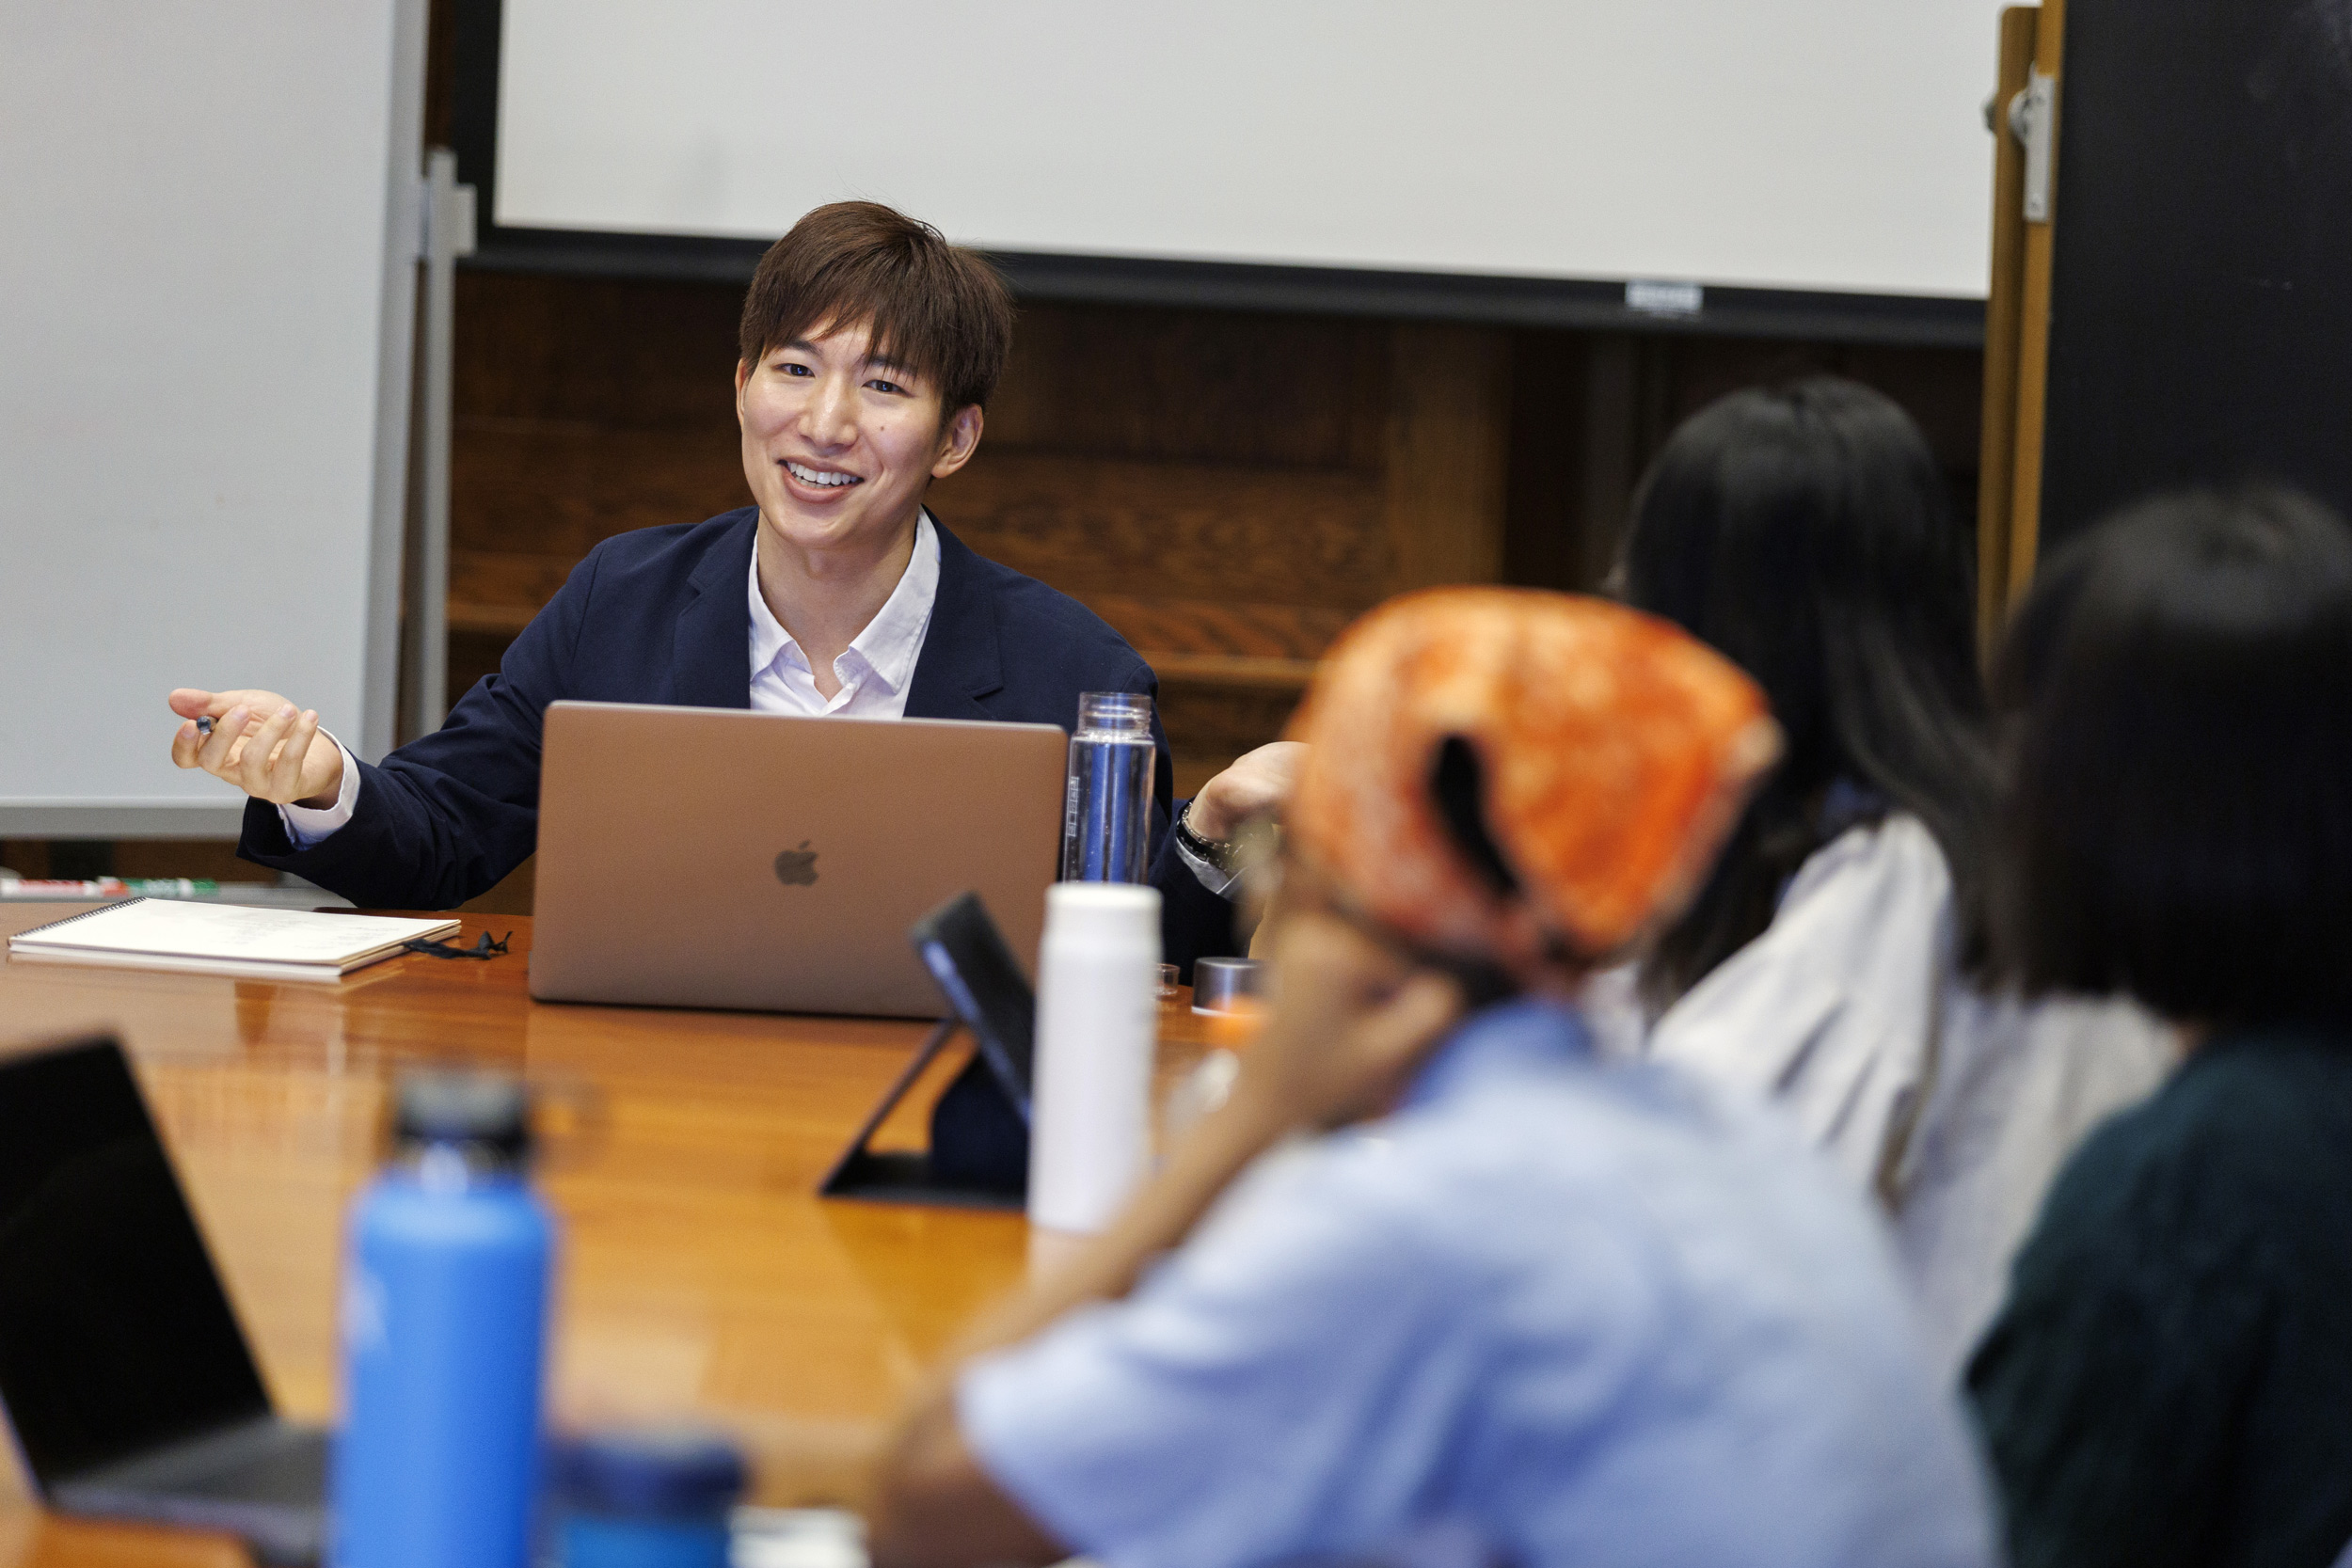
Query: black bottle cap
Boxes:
[{"xmin": 394, "ymin": 1070, "xmax": 532, "ymax": 1164}]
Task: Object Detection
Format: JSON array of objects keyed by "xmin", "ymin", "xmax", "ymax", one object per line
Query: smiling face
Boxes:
[{"xmin": 735, "ymin": 318, "xmax": 984, "ymax": 564}]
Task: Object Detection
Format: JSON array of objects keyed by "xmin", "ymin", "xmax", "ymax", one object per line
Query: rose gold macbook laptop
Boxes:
[{"xmin": 531, "ymin": 703, "xmax": 1068, "ymax": 1017}]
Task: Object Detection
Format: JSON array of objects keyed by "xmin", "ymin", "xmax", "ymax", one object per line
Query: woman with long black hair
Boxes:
[{"xmin": 1611, "ymin": 377, "xmax": 2173, "ymax": 1381}]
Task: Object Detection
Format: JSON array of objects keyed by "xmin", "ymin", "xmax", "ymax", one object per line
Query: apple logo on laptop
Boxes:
[{"xmin": 774, "ymin": 841, "xmax": 819, "ymax": 887}]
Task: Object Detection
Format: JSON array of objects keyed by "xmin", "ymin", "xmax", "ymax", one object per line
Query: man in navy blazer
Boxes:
[
  {"xmin": 165, "ymin": 201, "xmax": 1256, "ymax": 973},
  {"xmin": 232, "ymin": 504, "xmax": 1233, "ymax": 964}
]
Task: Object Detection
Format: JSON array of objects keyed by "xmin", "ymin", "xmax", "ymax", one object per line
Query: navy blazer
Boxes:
[{"xmin": 239, "ymin": 509, "xmax": 1237, "ymax": 970}]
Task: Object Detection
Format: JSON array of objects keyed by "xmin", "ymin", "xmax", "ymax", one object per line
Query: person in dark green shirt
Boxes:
[{"xmin": 1965, "ymin": 488, "xmax": 2352, "ymax": 1568}]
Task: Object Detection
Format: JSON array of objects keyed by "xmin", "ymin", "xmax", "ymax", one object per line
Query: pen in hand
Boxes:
[{"xmin": 169, "ymin": 689, "xmax": 340, "ymax": 807}]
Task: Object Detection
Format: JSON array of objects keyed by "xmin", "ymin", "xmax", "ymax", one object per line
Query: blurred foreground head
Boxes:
[
  {"xmin": 1282, "ymin": 588, "xmax": 1780, "ymax": 990},
  {"xmin": 1992, "ymin": 487, "xmax": 2352, "ymax": 1029}
]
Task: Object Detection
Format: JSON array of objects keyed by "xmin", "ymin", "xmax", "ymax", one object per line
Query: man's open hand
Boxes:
[
  {"xmin": 1187, "ymin": 740, "xmax": 1307, "ymax": 842},
  {"xmin": 167, "ymin": 689, "xmax": 344, "ymax": 808}
]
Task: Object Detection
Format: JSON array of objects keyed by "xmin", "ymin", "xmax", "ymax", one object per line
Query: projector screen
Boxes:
[{"xmin": 494, "ymin": 0, "xmax": 2007, "ymax": 302}]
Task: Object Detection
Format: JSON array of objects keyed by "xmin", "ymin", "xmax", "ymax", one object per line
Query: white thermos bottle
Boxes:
[{"xmin": 1027, "ymin": 881, "xmax": 1163, "ymax": 1234}]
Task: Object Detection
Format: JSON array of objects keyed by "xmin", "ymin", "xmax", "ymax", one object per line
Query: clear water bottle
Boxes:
[
  {"xmin": 334, "ymin": 1071, "xmax": 555, "ymax": 1568},
  {"xmin": 1060, "ymin": 691, "xmax": 1157, "ymax": 882}
]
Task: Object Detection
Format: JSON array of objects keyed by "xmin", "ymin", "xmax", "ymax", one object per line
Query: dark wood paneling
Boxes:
[
  {"xmin": 1155, "ymin": 683, "xmax": 1310, "ymax": 757},
  {"xmin": 1502, "ymin": 331, "xmax": 1588, "ymax": 593},
  {"xmin": 1082, "ymin": 595, "xmax": 1351, "ymax": 663},
  {"xmin": 455, "ymin": 272, "xmax": 745, "ymax": 429},
  {"xmin": 453, "ymin": 418, "xmax": 743, "ymax": 560},
  {"xmin": 934, "ymin": 451, "xmax": 1385, "ymax": 609},
  {"xmin": 1381, "ymin": 325, "xmax": 1511, "ymax": 594},
  {"xmin": 985, "ymin": 304, "xmax": 1389, "ymax": 471},
  {"xmin": 450, "ymin": 551, "xmax": 572, "ymax": 634}
]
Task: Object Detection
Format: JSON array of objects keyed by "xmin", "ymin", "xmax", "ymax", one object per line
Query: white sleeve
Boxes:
[
  {"xmin": 1645, "ymin": 818, "xmax": 1949, "ymax": 1191},
  {"xmin": 276, "ymin": 733, "xmax": 362, "ymax": 847}
]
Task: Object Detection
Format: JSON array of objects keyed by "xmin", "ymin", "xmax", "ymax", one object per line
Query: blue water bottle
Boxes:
[{"xmin": 333, "ymin": 1071, "xmax": 555, "ymax": 1568}]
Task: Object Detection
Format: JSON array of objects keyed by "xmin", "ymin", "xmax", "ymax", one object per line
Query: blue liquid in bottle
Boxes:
[{"xmin": 334, "ymin": 1072, "xmax": 554, "ymax": 1568}]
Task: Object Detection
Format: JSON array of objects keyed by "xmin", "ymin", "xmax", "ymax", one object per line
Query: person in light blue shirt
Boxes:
[{"xmin": 867, "ymin": 589, "xmax": 1996, "ymax": 1568}]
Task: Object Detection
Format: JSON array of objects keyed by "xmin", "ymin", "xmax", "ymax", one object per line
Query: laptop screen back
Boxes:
[
  {"xmin": 532, "ymin": 704, "xmax": 1070, "ymax": 1017},
  {"xmin": 0, "ymin": 1037, "xmax": 269, "ymax": 1485}
]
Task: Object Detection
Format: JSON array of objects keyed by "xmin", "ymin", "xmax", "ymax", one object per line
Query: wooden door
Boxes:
[{"xmin": 1976, "ymin": 0, "xmax": 2065, "ymax": 650}]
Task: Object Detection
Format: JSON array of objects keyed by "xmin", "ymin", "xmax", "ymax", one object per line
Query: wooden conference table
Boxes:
[{"xmin": 0, "ymin": 904, "xmax": 1230, "ymax": 1567}]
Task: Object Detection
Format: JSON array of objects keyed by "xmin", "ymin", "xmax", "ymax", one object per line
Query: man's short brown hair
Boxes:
[{"xmin": 737, "ymin": 201, "xmax": 1014, "ymax": 416}]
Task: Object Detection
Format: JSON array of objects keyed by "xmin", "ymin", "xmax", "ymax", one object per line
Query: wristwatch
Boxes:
[{"xmin": 1172, "ymin": 807, "xmax": 1246, "ymax": 898}]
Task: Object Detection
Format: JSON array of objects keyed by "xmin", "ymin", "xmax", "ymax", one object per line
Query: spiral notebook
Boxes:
[{"xmin": 7, "ymin": 900, "xmax": 459, "ymax": 983}]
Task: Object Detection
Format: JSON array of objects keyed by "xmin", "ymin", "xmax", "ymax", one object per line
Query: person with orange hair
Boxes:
[{"xmin": 866, "ymin": 589, "xmax": 1996, "ymax": 1568}]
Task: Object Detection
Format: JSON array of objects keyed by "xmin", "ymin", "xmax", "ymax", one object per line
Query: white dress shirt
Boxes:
[
  {"xmin": 1634, "ymin": 813, "xmax": 2178, "ymax": 1384},
  {"xmin": 747, "ymin": 511, "xmax": 938, "ymax": 719},
  {"xmin": 280, "ymin": 513, "xmax": 943, "ymax": 846}
]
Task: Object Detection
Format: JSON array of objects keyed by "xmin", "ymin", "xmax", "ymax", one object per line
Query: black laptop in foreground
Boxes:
[{"xmin": 0, "ymin": 1036, "xmax": 326, "ymax": 1564}]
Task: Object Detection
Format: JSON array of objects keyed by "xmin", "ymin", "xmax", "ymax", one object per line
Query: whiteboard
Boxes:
[
  {"xmin": 0, "ymin": 0, "xmax": 425, "ymax": 836},
  {"xmin": 495, "ymin": 0, "xmax": 2007, "ymax": 300}
]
